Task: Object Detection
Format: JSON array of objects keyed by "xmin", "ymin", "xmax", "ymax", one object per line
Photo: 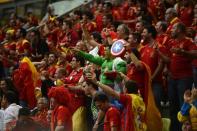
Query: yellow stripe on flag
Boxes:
[
  {"xmin": 143, "ymin": 62, "xmax": 163, "ymax": 131},
  {"xmin": 21, "ymin": 57, "xmax": 40, "ymax": 87}
]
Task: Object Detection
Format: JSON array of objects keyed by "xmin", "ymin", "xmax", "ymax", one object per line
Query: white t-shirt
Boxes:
[
  {"xmin": 0, "ymin": 110, "xmax": 4, "ymax": 131},
  {"xmin": 4, "ymin": 103, "xmax": 22, "ymax": 125},
  {"xmin": 89, "ymin": 46, "xmax": 99, "ymax": 56}
]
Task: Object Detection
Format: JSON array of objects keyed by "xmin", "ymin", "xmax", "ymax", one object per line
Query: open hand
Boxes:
[{"xmin": 184, "ymin": 89, "xmax": 192, "ymax": 103}]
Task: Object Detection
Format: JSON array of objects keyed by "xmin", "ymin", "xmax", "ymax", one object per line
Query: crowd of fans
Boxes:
[{"xmin": 0, "ymin": 0, "xmax": 197, "ymax": 131}]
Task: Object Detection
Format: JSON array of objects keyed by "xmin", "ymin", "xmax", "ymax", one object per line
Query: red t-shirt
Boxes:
[
  {"xmin": 57, "ymin": 31, "xmax": 67, "ymax": 46},
  {"xmin": 69, "ymin": 29, "xmax": 79, "ymax": 47},
  {"xmin": 148, "ymin": 0, "xmax": 159, "ymax": 15},
  {"xmin": 118, "ymin": 6, "xmax": 128, "ymax": 20},
  {"xmin": 140, "ymin": 44, "xmax": 167, "ymax": 82},
  {"xmin": 119, "ymin": 94, "xmax": 134, "ymax": 131},
  {"xmin": 57, "ymin": 29, "xmax": 79, "ymax": 47},
  {"xmin": 51, "ymin": 106, "xmax": 72, "ymax": 131},
  {"xmin": 63, "ymin": 69, "xmax": 83, "ymax": 85},
  {"xmin": 156, "ymin": 34, "xmax": 170, "ymax": 47},
  {"xmin": 73, "ymin": 22, "xmax": 81, "ymax": 35},
  {"xmin": 95, "ymin": 13, "xmax": 103, "ymax": 32},
  {"xmin": 85, "ymin": 22, "xmax": 97, "ymax": 33},
  {"xmin": 179, "ymin": 6, "xmax": 193, "ymax": 27},
  {"xmin": 47, "ymin": 65, "xmax": 57, "ymax": 78},
  {"xmin": 169, "ymin": 38, "xmax": 197, "ymax": 79},
  {"xmin": 101, "ymin": 30, "xmax": 118, "ymax": 41},
  {"xmin": 33, "ymin": 109, "xmax": 49, "ymax": 129},
  {"xmin": 127, "ymin": 63, "xmax": 145, "ymax": 97},
  {"xmin": 63, "ymin": 69, "xmax": 85, "ymax": 112},
  {"xmin": 140, "ymin": 46, "xmax": 158, "ymax": 73},
  {"xmin": 112, "ymin": 7, "xmax": 121, "ymax": 20},
  {"xmin": 98, "ymin": 45, "xmax": 105, "ymax": 56},
  {"xmin": 126, "ymin": 7, "xmax": 137, "ymax": 30},
  {"xmin": 47, "ymin": 28, "xmax": 60, "ymax": 45},
  {"xmin": 104, "ymin": 106, "xmax": 121, "ymax": 131}
]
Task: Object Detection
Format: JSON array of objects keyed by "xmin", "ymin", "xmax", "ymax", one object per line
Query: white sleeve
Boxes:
[
  {"xmin": 89, "ymin": 46, "xmax": 99, "ymax": 56},
  {"xmin": 0, "ymin": 110, "xmax": 5, "ymax": 131}
]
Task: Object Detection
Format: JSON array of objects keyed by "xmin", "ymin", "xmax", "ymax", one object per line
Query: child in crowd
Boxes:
[{"xmin": 177, "ymin": 88, "xmax": 197, "ymax": 131}]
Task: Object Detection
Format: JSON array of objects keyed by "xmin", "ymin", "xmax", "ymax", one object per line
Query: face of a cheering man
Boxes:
[{"xmin": 141, "ymin": 28, "xmax": 150, "ymax": 43}]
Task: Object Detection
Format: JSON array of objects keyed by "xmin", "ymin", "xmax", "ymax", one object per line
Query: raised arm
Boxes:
[
  {"xmin": 77, "ymin": 50, "xmax": 105, "ymax": 66},
  {"xmin": 89, "ymin": 39, "xmax": 101, "ymax": 47},
  {"xmin": 130, "ymin": 52, "xmax": 143, "ymax": 70},
  {"xmin": 96, "ymin": 81, "xmax": 120, "ymax": 100}
]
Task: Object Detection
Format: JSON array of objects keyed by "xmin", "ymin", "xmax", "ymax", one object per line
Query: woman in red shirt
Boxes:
[{"xmin": 48, "ymin": 86, "xmax": 72, "ymax": 131}]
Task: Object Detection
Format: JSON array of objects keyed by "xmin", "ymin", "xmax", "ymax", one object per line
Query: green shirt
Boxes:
[{"xmin": 78, "ymin": 51, "xmax": 126, "ymax": 85}]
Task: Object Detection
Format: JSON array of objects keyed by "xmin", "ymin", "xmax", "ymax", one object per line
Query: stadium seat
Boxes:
[{"xmin": 162, "ymin": 118, "xmax": 171, "ymax": 131}]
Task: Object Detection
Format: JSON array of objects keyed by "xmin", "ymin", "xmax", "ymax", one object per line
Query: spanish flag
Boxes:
[
  {"xmin": 143, "ymin": 62, "xmax": 163, "ymax": 131},
  {"xmin": 21, "ymin": 57, "xmax": 40, "ymax": 87},
  {"xmin": 13, "ymin": 57, "xmax": 41, "ymax": 109}
]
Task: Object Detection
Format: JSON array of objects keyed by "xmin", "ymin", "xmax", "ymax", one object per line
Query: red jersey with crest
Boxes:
[
  {"xmin": 104, "ymin": 106, "xmax": 121, "ymax": 131},
  {"xmin": 168, "ymin": 38, "xmax": 197, "ymax": 79},
  {"xmin": 51, "ymin": 105, "xmax": 72, "ymax": 131},
  {"xmin": 140, "ymin": 42, "xmax": 167, "ymax": 82}
]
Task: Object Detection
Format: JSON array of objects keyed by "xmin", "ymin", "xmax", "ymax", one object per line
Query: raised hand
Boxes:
[{"xmin": 184, "ymin": 89, "xmax": 192, "ymax": 103}]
